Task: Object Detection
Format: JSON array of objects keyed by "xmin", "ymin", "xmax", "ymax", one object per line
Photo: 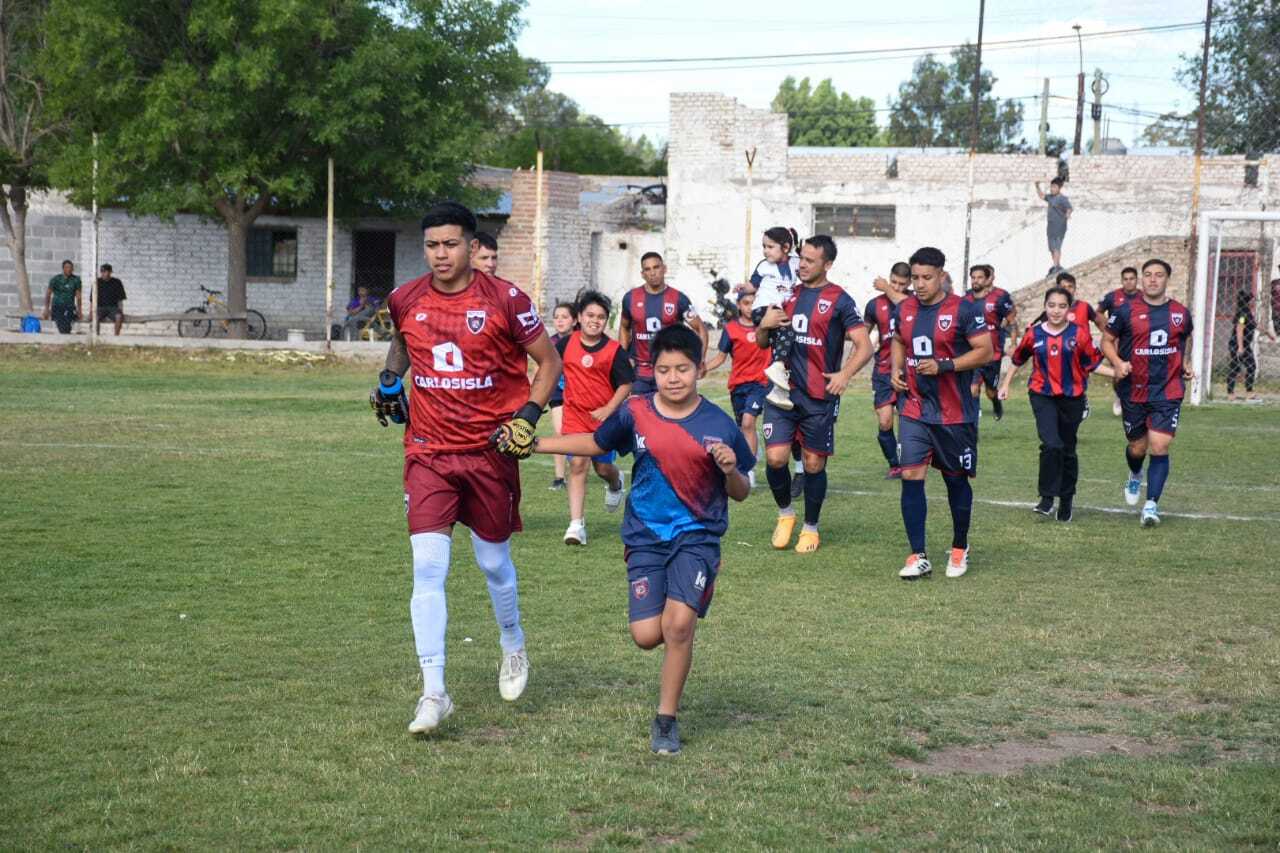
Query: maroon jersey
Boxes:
[
  {"xmin": 1098, "ymin": 287, "xmax": 1137, "ymax": 316},
  {"xmin": 622, "ymin": 285, "xmax": 693, "ymax": 380},
  {"xmin": 1106, "ymin": 297, "xmax": 1193, "ymax": 403},
  {"xmin": 389, "ymin": 270, "xmax": 543, "ymax": 453},
  {"xmin": 963, "ymin": 286, "xmax": 1014, "ymax": 359},
  {"xmin": 1010, "ymin": 322, "xmax": 1103, "ymax": 397},
  {"xmin": 557, "ymin": 331, "xmax": 633, "ymax": 434},
  {"xmin": 780, "ymin": 283, "xmax": 862, "ymax": 400},
  {"xmin": 895, "ymin": 293, "xmax": 988, "ymax": 425},
  {"xmin": 863, "ymin": 294, "xmax": 900, "ymax": 375}
]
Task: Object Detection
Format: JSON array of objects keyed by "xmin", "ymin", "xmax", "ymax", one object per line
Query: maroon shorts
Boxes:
[{"xmin": 404, "ymin": 448, "xmax": 522, "ymax": 542}]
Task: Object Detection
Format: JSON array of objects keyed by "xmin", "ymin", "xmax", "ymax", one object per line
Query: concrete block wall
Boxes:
[
  {"xmin": 501, "ymin": 169, "xmax": 594, "ymax": 312},
  {"xmin": 0, "ymin": 193, "xmax": 85, "ymax": 319}
]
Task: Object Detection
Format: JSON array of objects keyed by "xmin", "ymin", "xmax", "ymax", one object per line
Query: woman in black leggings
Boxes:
[{"xmin": 999, "ymin": 287, "xmax": 1112, "ymax": 522}]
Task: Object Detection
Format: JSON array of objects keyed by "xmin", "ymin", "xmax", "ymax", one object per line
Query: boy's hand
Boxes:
[
  {"xmin": 706, "ymin": 441, "xmax": 738, "ymax": 474},
  {"xmin": 891, "ymin": 370, "xmax": 909, "ymax": 392},
  {"xmin": 758, "ymin": 306, "xmax": 787, "ymax": 330}
]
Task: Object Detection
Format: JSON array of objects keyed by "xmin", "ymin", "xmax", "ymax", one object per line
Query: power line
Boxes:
[{"xmin": 542, "ymin": 20, "xmax": 1206, "ymax": 67}]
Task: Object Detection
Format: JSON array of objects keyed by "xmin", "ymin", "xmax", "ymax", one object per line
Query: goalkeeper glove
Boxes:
[
  {"xmin": 370, "ymin": 369, "xmax": 409, "ymax": 427},
  {"xmin": 490, "ymin": 401, "xmax": 542, "ymax": 459}
]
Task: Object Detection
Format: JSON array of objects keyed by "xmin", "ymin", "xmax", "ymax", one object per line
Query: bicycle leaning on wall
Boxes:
[{"xmin": 178, "ymin": 285, "xmax": 268, "ymax": 339}]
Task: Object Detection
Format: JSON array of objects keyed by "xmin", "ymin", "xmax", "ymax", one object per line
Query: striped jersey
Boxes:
[
  {"xmin": 863, "ymin": 294, "xmax": 900, "ymax": 376},
  {"xmin": 621, "ymin": 285, "xmax": 694, "ymax": 380},
  {"xmin": 963, "ymin": 286, "xmax": 1015, "ymax": 359},
  {"xmin": 1105, "ymin": 297, "xmax": 1193, "ymax": 403},
  {"xmin": 1009, "ymin": 321, "xmax": 1103, "ymax": 397},
  {"xmin": 895, "ymin": 293, "xmax": 989, "ymax": 425},
  {"xmin": 779, "ymin": 283, "xmax": 862, "ymax": 401}
]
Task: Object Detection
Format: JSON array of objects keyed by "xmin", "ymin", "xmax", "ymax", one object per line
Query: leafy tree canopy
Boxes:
[
  {"xmin": 887, "ymin": 43, "xmax": 1025, "ymax": 151},
  {"xmin": 771, "ymin": 77, "xmax": 879, "ymax": 147}
]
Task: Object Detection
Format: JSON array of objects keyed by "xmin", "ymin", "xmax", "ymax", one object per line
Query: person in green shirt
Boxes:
[{"xmin": 43, "ymin": 260, "xmax": 82, "ymax": 334}]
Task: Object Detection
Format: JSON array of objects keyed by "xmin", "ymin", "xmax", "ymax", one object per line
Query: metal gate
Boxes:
[{"xmin": 353, "ymin": 231, "xmax": 397, "ymax": 299}]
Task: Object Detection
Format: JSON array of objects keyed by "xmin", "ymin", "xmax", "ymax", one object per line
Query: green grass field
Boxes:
[{"xmin": 2, "ymin": 344, "xmax": 1278, "ymax": 849}]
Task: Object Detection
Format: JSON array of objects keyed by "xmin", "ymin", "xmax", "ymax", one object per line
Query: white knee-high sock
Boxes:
[
  {"xmin": 470, "ymin": 532, "xmax": 525, "ymax": 653},
  {"xmin": 410, "ymin": 532, "xmax": 451, "ymax": 695}
]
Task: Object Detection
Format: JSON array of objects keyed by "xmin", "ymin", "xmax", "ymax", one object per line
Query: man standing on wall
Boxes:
[{"xmin": 1035, "ymin": 178, "xmax": 1072, "ymax": 276}]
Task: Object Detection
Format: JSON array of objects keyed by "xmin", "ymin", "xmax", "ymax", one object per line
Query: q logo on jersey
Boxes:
[
  {"xmin": 466, "ymin": 310, "xmax": 486, "ymax": 334},
  {"xmin": 938, "ymin": 315, "xmax": 953, "ymax": 331},
  {"xmin": 580, "ymin": 354, "xmax": 594, "ymax": 368},
  {"xmin": 817, "ymin": 298, "xmax": 831, "ymax": 314},
  {"xmin": 664, "ymin": 303, "xmax": 675, "ymax": 317},
  {"xmin": 1172, "ymin": 313, "xmax": 1184, "ymax": 327}
]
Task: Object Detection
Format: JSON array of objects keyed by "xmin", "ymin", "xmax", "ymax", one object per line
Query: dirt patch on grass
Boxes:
[{"xmin": 894, "ymin": 734, "xmax": 1173, "ymax": 776}]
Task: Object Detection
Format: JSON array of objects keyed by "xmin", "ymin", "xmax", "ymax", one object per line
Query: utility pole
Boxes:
[
  {"xmin": 1188, "ymin": 0, "xmax": 1214, "ymax": 393},
  {"xmin": 744, "ymin": 147, "xmax": 756, "ymax": 282},
  {"xmin": 962, "ymin": 0, "xmax": 986, "ymax": 275},
  {"xmin": 1090, "ymin": 69, "xmax": 1108, "ymax": 154},
  {"xmin": 1072, "ymin": 24, "xmax": 1085, "ymax": 156},
  {"xmin": 1039, "ymin": 77, "xmax": 1050, "ymax": 156}
]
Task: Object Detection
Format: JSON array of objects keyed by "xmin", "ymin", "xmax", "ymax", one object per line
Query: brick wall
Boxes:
[
  {"xmin": 501, "ymin": 169, "xmax": 593, "ymax": 312},
  {"xmin": 0, "ymin": 195, "xmax": 84, "ymax": 319}
]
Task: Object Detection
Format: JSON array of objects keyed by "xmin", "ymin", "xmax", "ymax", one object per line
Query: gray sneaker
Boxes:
[{"xmin": 650, "ymin": 717, "xmax": 681, "ymax": 755}]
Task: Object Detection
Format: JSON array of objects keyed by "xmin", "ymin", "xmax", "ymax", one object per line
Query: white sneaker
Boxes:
[
  {"xmin": 498, "ymin": 649, "xmax": 529, "ymax": 701},
  {"xmin": 945, "ymin": 547, "xmax": 969, "ymax": 579},
  {"xmin": 564, "ymin": 520, "xmax": 586, "ymax": 546},
  {"xmin": 1124, "ymin": 475, "xmax": 1142, "ymax": 506},
  {"xmin": 1112, "ymin": 398, "xmax": 1122, "ymax": 417},
  {"xmin": 747, "ymin": 470, "xmax": 756, "ymax": 489},
  {"xmin": 408, "ymin": 693, "xmax": 454, "ymax": 734},
  {"xmin": 899, "ymin": 553, "xmax": 932, "ymax": 580},
  {"xmin": 1140, "ymin": 500, "xmax": 1161, "ymax": 527},
  {"xmin": 764, "ymin": 363, "xmax": 794, "ymax": 410},
  {"xmin": 764, "ymin": 360, "xmax": 790, "ymax": 388},
  {"xmin": 604, "ymin": 471, "xmax": 625, "ymax": 513}
]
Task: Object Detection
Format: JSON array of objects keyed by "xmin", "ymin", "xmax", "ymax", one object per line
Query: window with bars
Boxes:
[
  {"xmin": 247, "ymin": 228, "xmax": 298, "ymax": 278},
  {"xmin": 812, "ymin": 204, "xmax": 896, "ymax": 239}
]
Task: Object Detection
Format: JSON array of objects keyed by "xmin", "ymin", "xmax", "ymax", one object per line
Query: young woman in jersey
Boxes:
[
  {"xmin": 704, "ymin": 285, "xmax": 770, "ymax": 486},
  {"xmin": 999, "ymin": 287, "xmax": 1112, "ymax": 522},
  {"xmin": 556, "ymin": 291, "xmax": 634, "ymax": 546},
  {"xmin": 547, "ymin": 302, "xmax": 577, "ymax": 490}
]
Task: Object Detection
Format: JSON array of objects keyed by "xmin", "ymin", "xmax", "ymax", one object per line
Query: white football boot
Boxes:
[
  {"xmin": 604, "ymin": 471, "xmax": 625, "ymax": 513},
  {"xmin": 498, "ymin": 649, "xmax": 529, "ymax": 701},
  {"xmin": 408, "ymin": 693, "xmax": 454, "ymax": 734},
  {"xmin": 563, "ymin": 520, "xmax": 587, "ymax": 546}
]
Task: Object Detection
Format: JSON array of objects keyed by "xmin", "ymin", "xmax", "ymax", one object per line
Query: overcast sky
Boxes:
[{"xmin": 515, "ymin": 0, "xmax": 1209, "ymax": 148}]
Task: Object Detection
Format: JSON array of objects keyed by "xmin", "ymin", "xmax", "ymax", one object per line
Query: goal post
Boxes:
[{"xmin": 1190, "ymin": 210, "xmax": 1280, "ymax": 405}]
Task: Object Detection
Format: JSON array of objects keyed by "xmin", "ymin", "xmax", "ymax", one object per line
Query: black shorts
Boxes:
[
  {"xmin": 871, "ymin": 371, "xmax": 899, "ymax": 410},
  {"xmin": 626, "ymin": 538, "xmax": 720, "ymax": 621},
  {"xmin": 973, "ymin": 362, "xmax": 1000, "ymax": 391},
  {"xmin": 730, "ymin": 381, "xmax": 769, "ymax": 423},
  {"xmin": 899, "ymin": 416, "xmax": 978, "ymax": 478},
  {"xmin": 1120, "ymin": 398, "xmax": 1182, "ymax": 440},
  {"xmin": 762, "ymin": 391, "xmax": 839, "ymax": 456},
  {"xmin": 97, "ymin": 304, "xmax": 123, "ymax": 322}
]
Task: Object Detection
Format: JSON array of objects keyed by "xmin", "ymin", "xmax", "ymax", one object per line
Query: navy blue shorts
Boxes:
[
  {"xmin": 626, "ymin": 539, "xmax": 721, "ymax": 622},
  {"xmin": 762, "ymin": 391, "xmax": 839, "ymax": 456},
  {"xmin": 630, "ymin": 376, "xmax": 656, "ymax": 396},
  {"xmin": 973, "ymin": 361, "xmax": 1000, "ymax": 391},
  {"xmin": 871, "ymin": 371, "xmax": 899, "ymax": 410},
  {"xmin": 1120, "ymin": 397, "xmax": 1181, "ymax": 440},
  {"xmin": 899, "ymin": 416, "xmax": 978, "ymax": 477},
  {"xmin": 730, "ymin": 381, "xmax": 769, "ymax": 423}
]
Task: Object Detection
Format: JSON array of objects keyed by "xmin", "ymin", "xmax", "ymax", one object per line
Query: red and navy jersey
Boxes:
[
  {"xmin": 1035, "ymin": 300, "xmax": 1095, "ymax": 330},
  {"xmin": 389, "ymin": 270, "xmax": 543, "ymax": 453},
  {"xmin": 1106, "ymin": 297, "xmax": 1193, "ymax": 403},
  {"xmin": 895, "ymin": 293, "xmax": 989, "ymax": 425},
  {"xmin": 717, "ymin": 319, "xmax": 769, "ymax": 389},
  {"xmin": 964, "ymin": 286, "xmax": 1015, "ymax": 360},
  {"xmin": 780, "ymin": 283, "xmax": 862, "ymax": 401},
  {"xmin": 863, "ymin": 294, "xmax": 900, "ymax": 375},
  {"xmin": 622, "ymin": 285, "xmax": 694, "ymax": 380},
  {"xmin": 594, "ymin": 395, "xmax": 755, "ymax": 547},
  {"xmin": 556, "ymin": 332, "xmax": 634, "ymax": 434},
  {"xmin": 1009, "ymin": 322, "xmax": 1103, "ymax": 398},
  {"xmin": 1098, "ymin": 287, "xmax": 1137, "ymax": 316}
]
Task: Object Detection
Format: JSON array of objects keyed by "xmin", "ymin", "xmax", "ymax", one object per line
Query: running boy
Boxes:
[
  {"xmin": 522, "ymin": 325, "xmax": 753, "ymax": 755},
  {"xmin": 556, "ymin": 291, "xmax": 632, "ymax": 545}
]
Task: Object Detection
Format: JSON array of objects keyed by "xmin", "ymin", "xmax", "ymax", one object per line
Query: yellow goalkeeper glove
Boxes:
[{"xmin": 490, "ymin": 402, "xmax": 543, "ymax": 459}]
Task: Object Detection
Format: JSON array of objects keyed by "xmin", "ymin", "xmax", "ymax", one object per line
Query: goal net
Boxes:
[{"xmin": 1190, "ymin": 211, "xmax": 1280, "ymax": 404}]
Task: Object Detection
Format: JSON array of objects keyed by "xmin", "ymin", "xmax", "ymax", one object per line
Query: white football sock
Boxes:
[
  {"xmin": 410, "ymin": 532, "xmax": 451, "ymax": 695},
  {"xmin": 471, "ymin": 532, "xmax": 525, "ymax": 653}
]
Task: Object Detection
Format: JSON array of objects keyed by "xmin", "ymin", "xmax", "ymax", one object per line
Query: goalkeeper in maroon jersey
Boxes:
[
  {"xmin": 371, "ymin": 201, "xmax": 562, "ymax": 735},
  {"xmin": 1101, "ymin": 258, "xmax": 1194, "ymax": 528}
]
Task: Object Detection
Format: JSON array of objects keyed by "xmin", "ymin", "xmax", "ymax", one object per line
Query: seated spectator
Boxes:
[{"xmin": 96, "ymin": 264, "xmax": 127, "ymax": 336}]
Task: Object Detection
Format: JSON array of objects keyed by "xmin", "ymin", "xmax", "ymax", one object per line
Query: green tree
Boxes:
[
  {"xmin": 1163, "ymin": 0, "xmax": 1279, "ymax": 154},
  {"xmin": 771, "ymin": 76, "xmax": 878, "ymax": 147},
  {"xmin": 486, "ymin": 62, "xmax": 664, "ymax": 175},
  {"xmin": 887, "ymin": 43, "xmax": 1024, "ymax": 150},
  {"xmin": 0, "ymin": 0, "xmax": 62, "ymax": 314},
  {"xmin": 42, "ymin": 0, "xmax": 526, "ymax": 336}
]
